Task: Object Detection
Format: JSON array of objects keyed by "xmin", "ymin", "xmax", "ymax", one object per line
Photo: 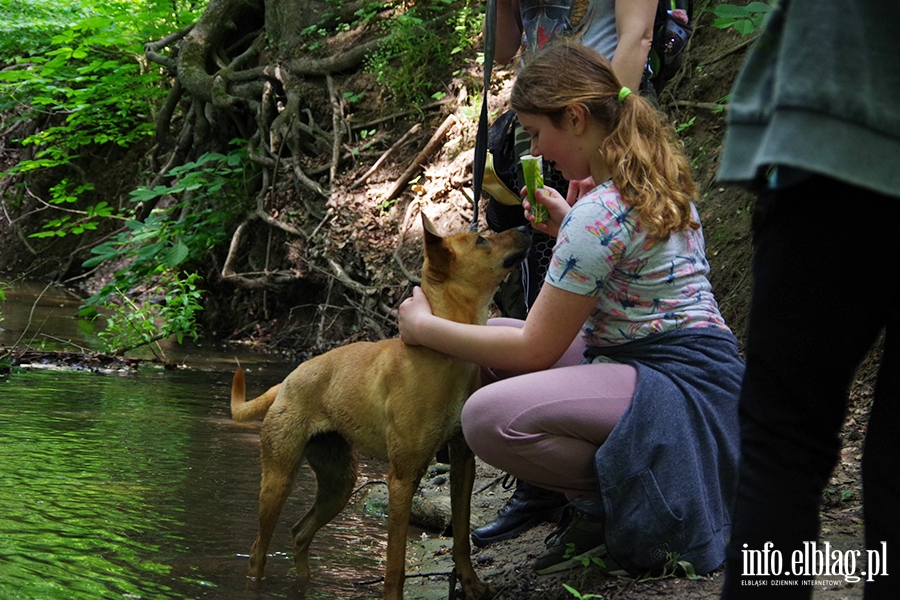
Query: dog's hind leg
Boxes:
[
  {"xmin": 248, "ymin": 429, "xmax": 306, "ymax": 581},
  {"xmin": 290, "ymin": 432, "xmax": 359, "ymax": 583},
  {"xmin": 448, "ymin": 436, "xmax": 495, "ymax": 599}
]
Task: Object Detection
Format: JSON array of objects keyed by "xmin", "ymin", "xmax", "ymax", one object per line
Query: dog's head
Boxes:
[{"xmin": 420, "ymin": 213, "xmax": 531, "ymax": 322}]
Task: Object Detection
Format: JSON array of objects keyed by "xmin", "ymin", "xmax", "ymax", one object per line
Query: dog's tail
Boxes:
[{"xmin": 231, "ymin": 365, "xmax": 281, "ymax": 422}]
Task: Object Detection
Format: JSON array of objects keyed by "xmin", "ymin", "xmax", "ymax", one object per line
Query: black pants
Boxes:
[{"xmin": 721, "ymin": 176, "xmax": 899, "ymax": 598}]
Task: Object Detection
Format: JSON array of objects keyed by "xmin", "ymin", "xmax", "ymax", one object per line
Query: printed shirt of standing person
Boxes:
[{"xmin": 494, "ymin": 0, "xmax": 658, "ymax": 93}]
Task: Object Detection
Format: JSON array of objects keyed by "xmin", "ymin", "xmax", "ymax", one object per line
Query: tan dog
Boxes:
[{"xmin": 231, "ymin": 214, "xmax": 530, "ymax": 599}]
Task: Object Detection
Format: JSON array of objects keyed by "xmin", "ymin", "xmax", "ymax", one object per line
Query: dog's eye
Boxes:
[{"xmin": 475, "ymin": 236, "xmax": 488, "ymax": 246}]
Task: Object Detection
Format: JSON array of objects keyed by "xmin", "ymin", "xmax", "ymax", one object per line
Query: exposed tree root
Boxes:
[{"xmin": 129, "ymin": 0, "xmax": 488, "ymax": 351}]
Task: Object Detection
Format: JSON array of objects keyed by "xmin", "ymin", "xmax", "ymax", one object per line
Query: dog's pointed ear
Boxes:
[
  {"xmin": 422, "ymin": 213, "xmax": 453, "ymax": 278},
  {"xmin": 421, "ymin": 213, "xmax": 442, "ymax": 246}
]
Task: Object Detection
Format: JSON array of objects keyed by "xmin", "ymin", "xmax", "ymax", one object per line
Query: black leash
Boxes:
[{"xmin": 470, "ymin": 0, "xmax": 496, "ymax": 232}]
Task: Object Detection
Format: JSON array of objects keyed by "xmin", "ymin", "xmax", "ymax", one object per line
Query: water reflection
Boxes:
[
  {"xmin": 0, "ymin": 280, "xmax": 96, "ymax": 351},
  {"xmin": 0, "ymin": 368, "xmax": 391, "ymax": 599},
  {"xmin": 0, "ymin": 280, "xmax": 292, "ymax": 372}
]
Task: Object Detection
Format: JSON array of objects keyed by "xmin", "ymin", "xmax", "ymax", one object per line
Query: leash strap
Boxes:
[{"xmin": 470, "ymin": 0, "xmax": 496, "ymax": 232}]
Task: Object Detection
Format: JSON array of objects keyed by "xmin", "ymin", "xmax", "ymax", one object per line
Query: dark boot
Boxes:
[
  {"xmin": 471, "ymin": 478, "xmax": 568, "ymax": 548},
  {"xmin": 532, "ymin": 499, "xmax": 627, "ymax": 576}
]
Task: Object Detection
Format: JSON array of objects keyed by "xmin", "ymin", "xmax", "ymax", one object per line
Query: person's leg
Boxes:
[
  {"xmin": 462, "ymin": 361, "xmax": 636, "ymax": 496},
  {"xmin": 462, "ymin": 360, "xmax": 635, "ymax": 573},
  {"xmin": 861, "ymin": 310, "xmax": 900, "ymax": 599},
  {"xmin": 470, "ymin": 318, "xmax": 592, "ymax": 547},
  {"xmin": 721, "ymin": 177, "xmax": 893, "ymax": 598}
]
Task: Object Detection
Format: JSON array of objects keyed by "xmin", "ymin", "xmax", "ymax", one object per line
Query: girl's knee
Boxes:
[
  {"xmin": 461, "ymin": 391, "xmax": 512, "ymax": 462},
  {"xmin": 461, "ymin": 393, "xmax": 492, "ymax": 442}
]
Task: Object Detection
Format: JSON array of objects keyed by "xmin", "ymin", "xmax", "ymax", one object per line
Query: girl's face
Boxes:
[{"xmin": 517, "ymin": 109, "xmax": 597, "ymax": 182}]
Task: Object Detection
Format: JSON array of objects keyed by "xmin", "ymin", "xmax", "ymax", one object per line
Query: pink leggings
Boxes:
[{"xmin": 461, "ymin": 318, "xmax": 636, "ymax": 498}]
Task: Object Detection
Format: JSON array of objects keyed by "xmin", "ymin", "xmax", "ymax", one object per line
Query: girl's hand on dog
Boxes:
[
  {"xmin": 399, "ymin": 286, "xmax": 433, "ymax": 346},
  {"xmin": 522, "ymin": 186, "xmax": 572, "ymax": 238}
]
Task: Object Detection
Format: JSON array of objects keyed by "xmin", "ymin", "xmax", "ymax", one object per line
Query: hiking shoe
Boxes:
[
  {"xmin": 471, "ymin": 478, "xmax": 567, "ymax": 548},
  {"xmin": 533, "ymin": 504, "xmax": 628, "ymax": 576}
]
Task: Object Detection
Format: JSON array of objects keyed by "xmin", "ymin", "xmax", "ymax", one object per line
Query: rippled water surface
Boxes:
[{"xmin": 1, "ymin": 283, "xmax": 393, "ymax": 599}]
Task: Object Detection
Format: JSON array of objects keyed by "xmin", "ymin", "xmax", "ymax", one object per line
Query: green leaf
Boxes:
[
  {"xmin": 679, "ymin": 560, "xmax": 700, "ymax": 579},
  {"xmin": 129, "ymin": 186, "xmax": 169, "ymax": 202},
  {"xmin": 77, "ymin": 16, "xmax": 114, "ymax": 31},
  {"xmin": 91, "ymin": 241, "xmax": 120, "ymax": 256},
  {"xmin": 734, "ymin": 20, "xmax": 756, "ymax": 35},
  {"xmin": 136, "ymin": 242, "xmax": 165, "ymax": 260},
  {"xmin": 746, "ymin": 1, "xmax": 772, "ymax": 13},
  {"xmin": 164, "ymin": 241, "xmax": 189, "ymax": 268},
  {"xmin": 711, "ymin": 4, "xmax": 751, "ymax": 18},
  {"xmin": 87, "ymin": 202, "xmax": 113, "ymax": 218}
]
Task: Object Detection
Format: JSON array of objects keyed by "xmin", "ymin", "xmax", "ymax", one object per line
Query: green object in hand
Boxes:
[{"xmin": 521, "ymin": 154, "xmax": 548, "ymax": 223}]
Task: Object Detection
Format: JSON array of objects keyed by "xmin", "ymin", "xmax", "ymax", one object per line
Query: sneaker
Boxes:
[
  {"xmin": 471, "ymin": 477, "xmax": 567, "ymax": 548},
  {"xmin": 532, "ymin": 504, "xmax": 628, "ymax": 576}
]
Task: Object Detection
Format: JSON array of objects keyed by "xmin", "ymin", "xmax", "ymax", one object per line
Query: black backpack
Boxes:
[
  {"xmin": 647, "ymin": 0, "xmax": 694, "ymax": 95},
  {"xmin": 478, "ymin": 0, "xmax": 695, "ymax": 228}
]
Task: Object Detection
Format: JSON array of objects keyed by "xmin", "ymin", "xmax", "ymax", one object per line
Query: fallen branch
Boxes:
[
  {"xmin": 350, "ymin": 123, "xmax": 421, "ymax": 189},
  {"xmin": 221, "ymin": 217, "xmax": 303, "ymax": 289},
  {"xmin": 672, "ymin": 100, "xmax": 728, "ymax": 112},
  {"xmin": 327, "ymin": 74, "xmax": 342, "ymax": 186},
  {"xmin": 384, "ymin": 114, "xmax": 457, "ymax": 203},
  {"xmin": 351, "ymin": 97, "xmax": 452, "ymax": 130},
  {"xmin": 222, "ymin": 270, "xmax": 302, "ymax": 289}
]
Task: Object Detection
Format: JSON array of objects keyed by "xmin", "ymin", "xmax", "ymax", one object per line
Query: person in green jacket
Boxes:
[{"xmin": 717, "ymin": 0, "xmax": 900, "ymax": 597}]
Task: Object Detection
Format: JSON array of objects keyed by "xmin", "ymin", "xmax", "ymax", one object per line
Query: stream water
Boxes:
[{"xmin": 0, "ymin": 282, "xmax": 394, "ymax": 600}]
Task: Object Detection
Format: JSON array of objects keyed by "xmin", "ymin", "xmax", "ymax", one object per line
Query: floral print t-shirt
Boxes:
[{"xmin": 546, "ymin": 180, "xmax": 729, "ymax": 348}]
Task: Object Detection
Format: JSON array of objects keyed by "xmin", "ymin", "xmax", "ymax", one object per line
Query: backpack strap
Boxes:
[{"xmin": 471, "ymin": 0, "xmax": 497, "ymax": 232}]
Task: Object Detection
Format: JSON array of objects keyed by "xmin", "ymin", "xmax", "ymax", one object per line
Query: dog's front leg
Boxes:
[
  {"xmin": 383, "ymin": 467, "xmax": 421, "ymax": 600},
  {"xmin": 448, "ymin": 436, "xmax": 496, "ymax": 599}
]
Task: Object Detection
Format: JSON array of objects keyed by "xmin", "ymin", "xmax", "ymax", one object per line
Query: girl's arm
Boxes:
[
  {"xmin": 495, "ymin": 0, "xmax": 524, "ymax": 64},
  {"xmin": 399, "ymin": 281, "xmax": 596, "ymax": 372},
  {"xmin": 611, "ymin": 0, "xmax": 657, "ymax": 92}
]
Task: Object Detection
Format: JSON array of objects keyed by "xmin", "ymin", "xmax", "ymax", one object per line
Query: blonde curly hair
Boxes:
[{"xmin": 510, "ymin": 39, "xmax": 699, "ymax": 239}]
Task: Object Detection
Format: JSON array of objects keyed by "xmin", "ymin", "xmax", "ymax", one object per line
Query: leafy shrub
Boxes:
[
  {"xmin": 710, "ymin": 1, "xmax": 772, "ymax": 36},
  {"xmin": 97, "ymin": 271, "xmax": 205, "ymax": 356},
  {"xmin": 0, "ymin": 0, "xmax": 89, "ymax": 63},
  {"xmin": 365, "ymin": 0, "xmax": 481, "ymax": 106},
  {"xmin": 1, "ymin": 0, "xmax": 201, "ymax": 207},
  {"xmin": 80, "ymin": 146, "xmax": 250, "ymax": 310},
  {"xmin": 2, "ymin": 0, "xmax": 215, "ymax": 349}
]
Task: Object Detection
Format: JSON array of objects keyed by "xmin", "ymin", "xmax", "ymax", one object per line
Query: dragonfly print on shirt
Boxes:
[
  {"xmin": 584, "ymin": 219, "xmax": 627, "ymax": 264},
  {"xmin": 546, "ymin": 182, "xmax": 730, "ymax": 347},
  {"xmin": 550, "ymin": 253, "xmax": 593, "ymax": 286}
]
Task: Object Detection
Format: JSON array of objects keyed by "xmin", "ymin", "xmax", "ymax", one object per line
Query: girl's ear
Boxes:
[{"xmin": 565, "ymin": 104, "xmax": 588, "ymax": 135}]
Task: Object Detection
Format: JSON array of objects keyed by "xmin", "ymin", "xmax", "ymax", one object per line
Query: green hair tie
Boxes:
[{"xmin": 617, "ymin": 87, "xmax": 632, "ymax": 104}]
